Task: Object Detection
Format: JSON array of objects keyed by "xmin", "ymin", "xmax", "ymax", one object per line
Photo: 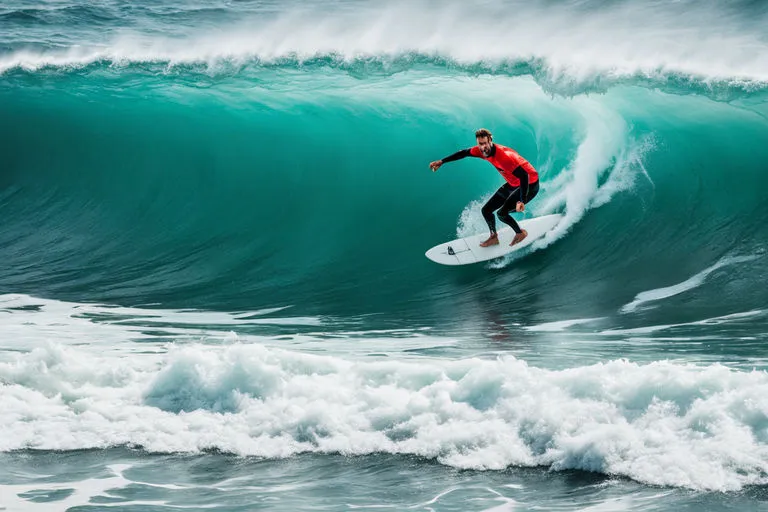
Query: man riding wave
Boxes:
[{"xmin": 429, "ymin": 128, "xmax": 539, "ymax": 247}]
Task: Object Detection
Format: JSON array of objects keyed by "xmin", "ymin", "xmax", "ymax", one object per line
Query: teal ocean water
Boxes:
[{"xmin": 2, "ymin": 1, "xmax": 768, "ymax": 510}]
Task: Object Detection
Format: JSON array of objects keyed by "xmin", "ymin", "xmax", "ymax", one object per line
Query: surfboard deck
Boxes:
[{"xmin": 425, "ymin": 213, "xmax": 564, "ymax": 266}]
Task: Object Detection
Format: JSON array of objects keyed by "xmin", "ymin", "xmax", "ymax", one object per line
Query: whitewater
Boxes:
[{"xmin": 2, "ymin": 0, "xmax": 768, "ymax": 510}]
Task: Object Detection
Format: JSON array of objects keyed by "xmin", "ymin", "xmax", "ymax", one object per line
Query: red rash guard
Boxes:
[
  {"xmin": 467, "ymin": 144, "xmax": 538, "ymax": 187},
  {"xmin": 440, "ymin": 143, "xmax": 539, "ymax": 202}
]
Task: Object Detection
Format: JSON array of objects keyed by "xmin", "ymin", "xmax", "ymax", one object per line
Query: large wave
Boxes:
[{"xmin": 1, "ymin": 0, "xmax": 767, "ymax": 327}]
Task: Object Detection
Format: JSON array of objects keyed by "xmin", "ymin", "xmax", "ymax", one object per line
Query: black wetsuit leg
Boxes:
[
  {"xmin": 496, "ymin": 180, "xmax": 540, "ymax": 234},
  {"xmin": 481, "ymin": 183, "xmax": 514, "ymax": 234}
]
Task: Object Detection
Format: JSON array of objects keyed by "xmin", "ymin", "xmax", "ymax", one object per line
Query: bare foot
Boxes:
[
  {"xmin": 510, "ymin": 230, "xmax": 528, "ymax": 246},
  {"xmin": 479, "ymin": 234, "xmax": 499, "ymax": 247}
]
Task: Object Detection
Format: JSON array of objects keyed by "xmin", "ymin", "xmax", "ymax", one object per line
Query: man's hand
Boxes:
[
  {"xmin": 516, "ymin": 201, "xmax": 525, "ymax": 212},
  {"xmin": 429, "ymin": 160, "xmax": 443, "ymax": 172}
]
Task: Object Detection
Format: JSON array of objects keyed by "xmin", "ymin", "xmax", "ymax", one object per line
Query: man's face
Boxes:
[{"xmin": 477, "ymin": 136, "xmax": 493, "ymax": 156}]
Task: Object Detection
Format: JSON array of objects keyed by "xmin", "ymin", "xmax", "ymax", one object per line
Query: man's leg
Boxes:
[
  {"xmin": 498, "ymin": 181, "xmax": 539, "ymax": 246},
  {"xmin": 497, "ymin": 188, "xmax": 527, "ymax": 246},
  {"xmin": 479, "ymin": 185, "xmax": 512, "ymax": 247}
]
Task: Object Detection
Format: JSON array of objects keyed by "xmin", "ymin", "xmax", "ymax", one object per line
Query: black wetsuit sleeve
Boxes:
[
  {"xmin": 512, "ymin": 166, "xmax": 529, "ymax": 202},
  {"xmin": 441, "ymin": 148, "xmax": 473, "ymax": 163}
]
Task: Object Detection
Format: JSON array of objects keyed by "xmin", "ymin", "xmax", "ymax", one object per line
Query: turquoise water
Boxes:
[{"xmin": 2, "ymin": 0, "xmax": 768, "ymax": 510}]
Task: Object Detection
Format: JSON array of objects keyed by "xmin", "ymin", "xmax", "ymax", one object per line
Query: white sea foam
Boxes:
[
  {"xmin": 1, "ymin": 1, "xmax": 767, "ymax": 86},
  {"xmin": 599, "ymin": 310, "xmax": 766, "ymax": 336},
  {"xmin": 0, "ymin": 464, "xmax": 136, "ymax": 512},
  {"xmin": 3, "ymin": 294, "xmax": 768, "ymax": 492},
  {"xmin": 524, "ymin": 318, "xmax": 604, "ymax": 332},
  {"xmin": 0, "ymin": 293, "xmax": 450, "ymax": 359},
  {"xmin": 620, "ymin": 255, "xmax": 762, "ymax": 313},
  {"xmin": 2, "ymin": 337, "xmax": 768, "ymax": 491}
]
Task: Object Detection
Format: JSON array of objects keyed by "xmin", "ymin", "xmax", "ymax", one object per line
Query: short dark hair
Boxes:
[{"xmin": 475, "ymin": 128, "xmax": 492, "ymax": 139}]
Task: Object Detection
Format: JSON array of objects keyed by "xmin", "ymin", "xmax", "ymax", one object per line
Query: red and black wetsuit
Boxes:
[{"xmin": 441, "ymin": 143, "xmax": 539, "ymax": 234}]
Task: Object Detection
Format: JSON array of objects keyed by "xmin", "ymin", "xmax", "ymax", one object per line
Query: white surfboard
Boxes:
[{"xmin": 425, "ymin": 213, "xmax": 564, "ymax": 266}]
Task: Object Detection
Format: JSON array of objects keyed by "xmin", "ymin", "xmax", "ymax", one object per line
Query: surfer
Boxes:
[{"xmin": 429, "ymin": 128, "xmax": 539, "ymax": 247}]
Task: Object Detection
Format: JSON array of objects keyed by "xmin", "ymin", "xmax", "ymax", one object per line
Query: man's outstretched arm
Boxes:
[
  {"xmin": 441, "ymin": 148, "xmax": 473, "ymax": 163},
  {"xmin": 429, "ymin": 148, "xmax": 473, "ymax": 171}
]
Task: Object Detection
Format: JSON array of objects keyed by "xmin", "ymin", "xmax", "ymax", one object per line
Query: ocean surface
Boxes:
[{"xmin": 2, "ymin": 0, "xmax": 768, "ymax": 510}]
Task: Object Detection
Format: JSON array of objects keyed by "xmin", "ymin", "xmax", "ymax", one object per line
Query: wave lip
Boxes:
[
  {"xmin": 2, "ymin": 0, "xmax": 768, "ymax": 91},
  {"xmin": 2, "ymin": 48, "xmax": 766, "ymax": 93}
]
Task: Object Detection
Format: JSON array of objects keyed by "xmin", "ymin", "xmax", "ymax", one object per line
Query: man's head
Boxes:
[{"xmin": 475, "ymin": 128, "xmax": 493, "ymax": 156}]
